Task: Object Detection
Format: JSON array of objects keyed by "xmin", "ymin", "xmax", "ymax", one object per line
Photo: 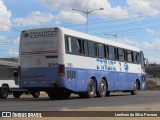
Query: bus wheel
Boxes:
[
  {"xmin": 131, "ymin": 81, "xmax": 139, "ymax": 95},
  {"xmin": 97, "ymin": 79, "xmax": 106, "ymax": 97},
  {"xmin": 79, "ymin": 93, "xmax": 87, "ymax": 98},
  {"xmin": 31, "ymin": 91, "xmax": 40, "ymax": 98},
  {"xmin": 106, "ymin": 91, "xmax": 110, "ymax": 96},
  {"xmin": 87, "ymin": 79, "xmax": 96, "ymax": 98},
  {"xmin": 13, "ymin": 92, "xmax": 22, "ymax": 98},
  {"xmin": 47, "ymin": 91, "xmax": 55, "ymax": 99},
  {"xmin": 62, "ymin": 90, "xmax": 71, "ymax": 99},
  {"xmin": 0, "ymin": 86, "xmax": 9, "ymax": 99}
]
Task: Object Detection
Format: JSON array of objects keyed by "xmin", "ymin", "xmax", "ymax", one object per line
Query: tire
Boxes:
[
  {"xmin": 62, "ymin": 90, "xmax": 71, "ymax": 99},
  {"xmin": 106, "ymin": 91, "xmax": 110, "ymax": 96},
  {"xmin": 87, "ymin": 79, "xmax": 96, "ymax": 98},
  {"xmin": 31, "ymin": 91, "xmax": 40, "ymax": 98},
  {"xmin": 0, "ymin": 86, "xmax": 9, "ymax": 99},
  {"xmin": 97, "ymin": 79, "xmax": 107, "ymax": 97},
  {"xmin": 131, "ymin": 81, "xmax": 139, "ymax": 95},
  {"xmin": 79, "ymin": 93, "xmax": 87, "ymax": 98},
  {"xmin": 47, "ymin": 91, "xmax": 55, "ymax": 100},
  {"xmin": 13, "ymin": 92, "xmax": 22, "ymax": 98}
]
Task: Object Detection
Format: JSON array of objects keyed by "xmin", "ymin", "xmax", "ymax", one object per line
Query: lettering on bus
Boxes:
[
  {"xmin": 23, "ymin": 31, "xmax": 57, "ymax": 39},
  {"xmin": 96, "ymin": 58, "xmax": 116, "ymax": 71},
  {"xmin": 48, "ymin": 63, "xmax": 58, "ymax": 67}
]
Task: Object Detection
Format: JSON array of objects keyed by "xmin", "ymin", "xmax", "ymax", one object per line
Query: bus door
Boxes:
[{"xmin": 140, "ymin": 51, "xmax": 146, "ymax": 89}]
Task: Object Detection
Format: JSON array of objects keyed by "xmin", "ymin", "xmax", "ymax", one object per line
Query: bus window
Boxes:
[
  {"xmin": 94, "ymin": 43, "xmax": 99, "ymax": 57},
  {"xmin": 104, "ymin": 45, "xmax": 109, "ymax": 58},
  {"xmin": 118, "ymin": 48, "xmax": 124, "ymax": 61},
  {"xmin": 108, "ymin": 46, "xmax": 115, "ymax": 60},
  {"xmin": 88, "ymin": 41, "xmax": 95, "ymax": 57},
  {"xmin": 82, "ymin": 40, "xmax": 88, "ymax": 55},
  {"xmin": 123, "ymin": 49, "xmax": 127, "ymax": 61},
  {"xmin": 127, "ymin": 50, "xmax": 134, "ymax": 63},
  {"xmin": 134, "ymin": 52, "xmax": 140, "ymax": 64},
  {"xmin": 77, "ymin": 39, "xmax": 82, "ymax": 54},
  {"xmin": 114, "ymin": 47, "xmax": 118, "ymax": 60},
  {"xmin": 71, "ymin": 37, "xmax": 79, "ymax": 54},
  {"xmin": 65, "ymin": 36, "xmax": 72, "ymax": 53},
  {"xmin": 98, "ymin": 43, "xmax": 105, "ymax": 58}
]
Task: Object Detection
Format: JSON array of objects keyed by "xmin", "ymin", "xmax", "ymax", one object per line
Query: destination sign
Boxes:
[{"xmin": 23, "ymin": 31, "xmax": 57, "ymax": 39}]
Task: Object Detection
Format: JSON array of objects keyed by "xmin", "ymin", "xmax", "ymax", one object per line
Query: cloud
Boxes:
[
  {"xmin": 0, "ymin": 36, "xmax": 6, "ymax": 41},
  {"xmin": 119, "ymin": 38, "xmax": 160, "ymax": 64},
  {"xmin": 13, "ymin": 11, "xmax": 54, "ymax": 26},
  {"xmin": 41, "ymin": 0, "xmax": 129, "ymax": 20},
  {"xmin": 11, "ymin": 37, "xmax": 20, "ymax": 44},
  {"xmin": 57, "ymin": 11, "xmax": 86, "ymax": 23},
  {"xmin": 8, "ymin": 49, "xmax": 18, "ymax": 57},
  {"xmin": 145, "ymin": 28, "xmax": 155, "ymax": 34},
  {"xmin": 127, "ymin": 0, "xmax": 160, "ymax": 16},
  {"xmin": 0, "ymin": 0, "xmax": 11, "ymax": 31}
]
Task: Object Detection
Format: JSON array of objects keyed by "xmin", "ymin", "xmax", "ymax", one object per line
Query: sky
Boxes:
[{"xmin": 0, "ymin": 0, "xmax": 160, "ymax": 64}]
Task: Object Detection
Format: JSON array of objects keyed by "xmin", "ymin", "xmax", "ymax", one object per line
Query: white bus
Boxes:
[{"xmin": 19, "ymin": 27, "xmax": 146, "ymax": 99}]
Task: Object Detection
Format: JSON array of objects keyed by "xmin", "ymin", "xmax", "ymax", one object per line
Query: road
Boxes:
[{"xmin": 0, "ymin": 91, "xmax": 160, "ymax": 111}]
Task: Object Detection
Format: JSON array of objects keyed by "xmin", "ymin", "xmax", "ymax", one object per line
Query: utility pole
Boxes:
[{"xmin": 72, "ymin": 8, "xmax": 104, "ymax": 33}]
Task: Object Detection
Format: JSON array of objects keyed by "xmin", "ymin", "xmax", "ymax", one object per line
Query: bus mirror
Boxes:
[{"xmin": 144, "ymin": 58, "xmax": 149, "ymax": 66}]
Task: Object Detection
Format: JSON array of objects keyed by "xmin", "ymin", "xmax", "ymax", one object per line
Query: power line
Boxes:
[{"xmin": 0, "ymin": 21, "xmax": 21, "ymax": 32}]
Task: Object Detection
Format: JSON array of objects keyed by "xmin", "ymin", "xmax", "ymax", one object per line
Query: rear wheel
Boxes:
[
  {"xmin": 47, "ymin": 90, "xmax": 62, "ymax": 100},
  {"xmin": 87, "ymin": 79, "xmax": 96, "ymax": 98},
  {"xmin": 0, "ymin": 86, "xmax": 9, "ymax": 99},
  {"xmin": 131, "ymin": 81, "xmax": 139, "ymax": 95},
  {"xmin": 13, "ymin": 92, "xmax": 22, "ymax": 98},
  {"xmin": 97, "ymin": 79, "xmax": 106, "ymax": 97},
  {"xmin": 31, "ymin": 91, "xmax": 40, "ymax": 98},
  {"xmin": 79, "ymin": 79, "xmax": 96, "ymax": 98},
  {"xmin": 62, "ymin": 90, "xmax": 71, "ymax": 99},
  {"xmin": 106, "ymin": 91, "xmax": 110, "ymax": 96},
  {"xmin": 47, "ymin": 91, "xmax": 55, "ymax": 99}
]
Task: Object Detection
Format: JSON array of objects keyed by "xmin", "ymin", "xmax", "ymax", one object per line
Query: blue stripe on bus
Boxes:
[{"xmin": 20, "ymin": 67, "xmax": 146, "ymax": 92}]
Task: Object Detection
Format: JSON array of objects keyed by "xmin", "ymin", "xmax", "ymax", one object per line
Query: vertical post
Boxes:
[{"xmin": 86, "ymin": 9, "xmax": 89, "ymax": 34}]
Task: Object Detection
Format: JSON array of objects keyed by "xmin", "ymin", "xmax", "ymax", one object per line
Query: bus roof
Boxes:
[{"xmin": 59, "ymin": 27, "xmax": 141, "ymax": 52}]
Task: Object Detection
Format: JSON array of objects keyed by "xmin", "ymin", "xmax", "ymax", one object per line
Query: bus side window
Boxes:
[
  {"xmin": 94, "ymin": 43, "xmax": 99, "ymax": 57},
  {"xmin": 104, "ymin": 45, "xmax": 109, "ymax": 58},
  {"xmin": 77, "ymin": 39, "xmax": 82, "ymax": 54},
  {"xmin": 134, "ymin": 52, "xmax": 140, "ymax": 64},
  {"xmin": 118, "ymin": 48, "xmax": 124, "ymax": 61},
  {"xmin": 114, "ymin": 47, "xmax": 118, "ymax": 60},
  {"xmin": 131, "ymin": 51, "xmax": 134, "ymax": 63},
  {"xmin": 82, "ymin": 40, "xmax": 88, "ymax": 55},
  {"xmin": 98, "ymin": 43, "xmax": 105, "ymax": 58},
  {"xmin": 108, "ymin": 46, "xmax": 115, "ymax": 60},
  {"xmin": 127, "ymin": 50, "xmax": 134, "ymax": 63},
  {"xmin": 71, "ymin": 37, "xmax": 79, "ymax": 54},
  {"xmin": 65, "ymin": 36, "xmax": 72, "ymax": 53},
  {"xmin": 88, "ymin": 41, "xmax": 95, "ymax": 57}
]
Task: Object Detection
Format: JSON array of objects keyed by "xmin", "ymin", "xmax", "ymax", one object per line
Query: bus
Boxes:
[
  {"xmin": 19, "ymin": 27, "xmax": 146, "ymax": 99},
  {"xmin": 0, "ymin": 65, "xmax": 40, "ymax": 99}
]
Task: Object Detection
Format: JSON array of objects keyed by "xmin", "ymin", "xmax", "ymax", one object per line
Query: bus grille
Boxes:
[{"xmin": 67, "ymin": 71, "xmax": 76, "ymax": 79}]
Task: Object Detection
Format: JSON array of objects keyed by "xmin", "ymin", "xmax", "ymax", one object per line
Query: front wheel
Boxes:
[
  {"xmin": 0, "ymin": 86, "xmax": 9, "ymax": 99},
  {"xmin": 131, "ymin": 81, "xmax": 139, "ymax": 95}
]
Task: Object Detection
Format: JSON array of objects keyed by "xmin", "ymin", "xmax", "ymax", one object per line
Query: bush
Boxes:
[{"xmin": 146, "ymin": 79, "xmax": 160, "ymax": 90}]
